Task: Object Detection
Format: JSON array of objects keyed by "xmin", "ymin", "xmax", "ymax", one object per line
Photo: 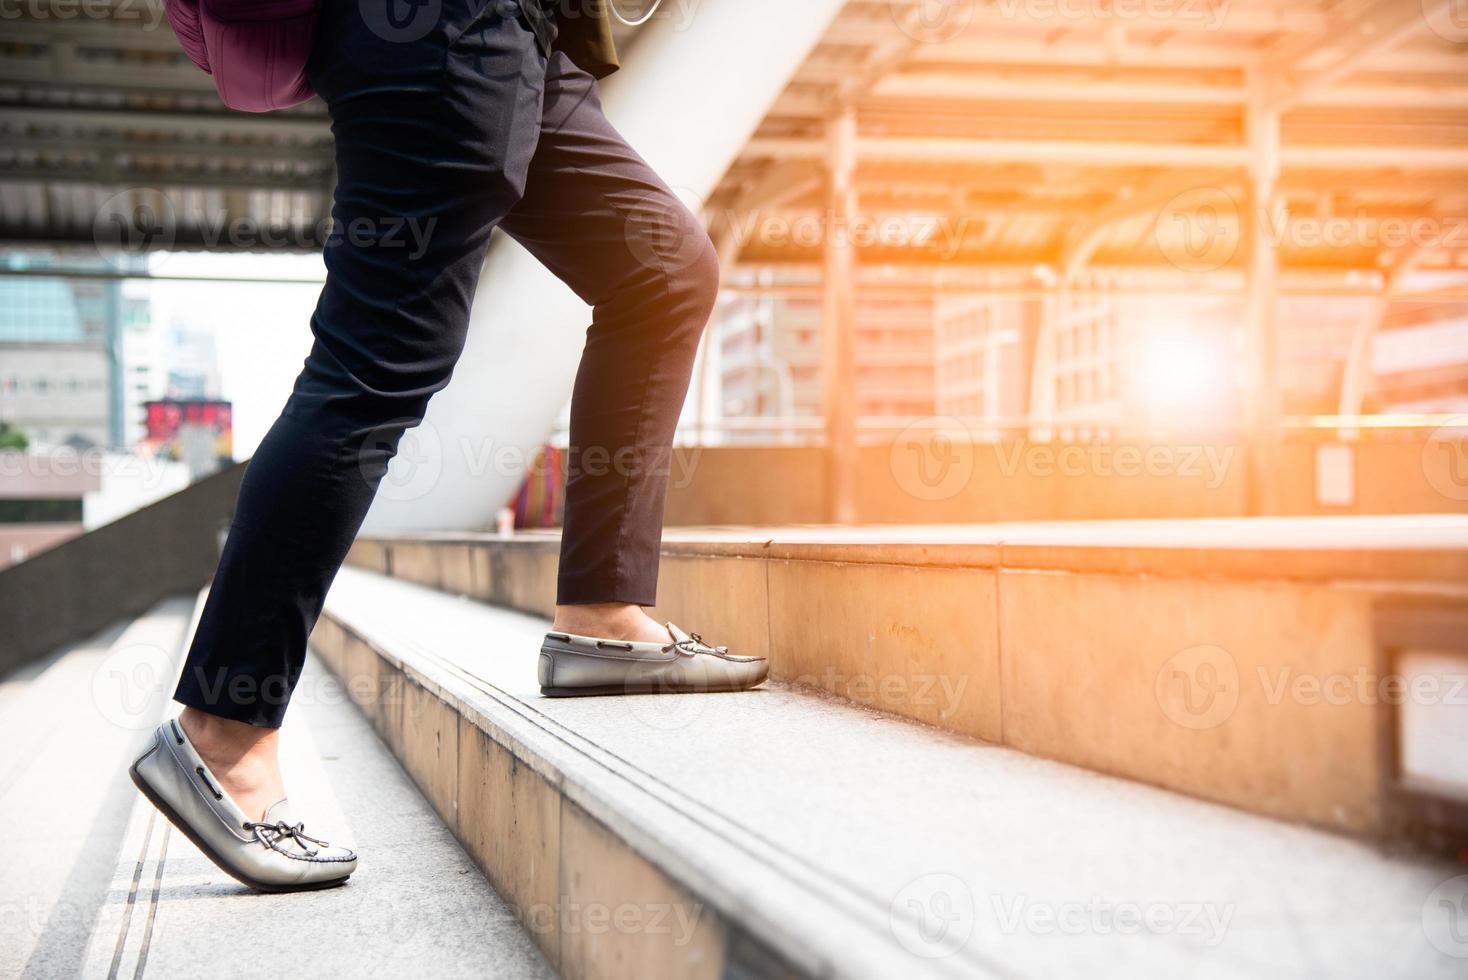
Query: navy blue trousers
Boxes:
[{"xmin": 175, "ymin": 0, "xmax": 718, "ymax": 727}]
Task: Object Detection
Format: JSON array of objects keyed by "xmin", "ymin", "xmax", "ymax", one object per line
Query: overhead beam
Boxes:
[
  {"xmin": 869, "ymin": 75, "xmax": 1244, "ymax": 105},
  {"xmin": 1, "ymin": 133, "xmax": 334, "ymax": 167},
  {"xmin": 0, "ymin": 106, "xmax": 330, "ymax": 139},
  {"xmin": 0, "ymin": 265, "xmax": 324, "ymax": 284},
  {"xmin": 745, "ymin": 136, "xmax": 1253, "ymax": 167},
  {"xmin": 725, "ymin": 260, "xmax": 1468, "ymax": 293},
  {"xmin": 0, "ymin": 226, "xmax": 329, "ymax": 252},
  {"xmin": 741, "ymin": 136, "xmax": 1468, "ymax": 171},
  {"xmin": 902, "ymin": 40, "xmax": 1468, "ymax": 76},
  {"xmin": 1263, "ymin": 0, "xmax": 1451, "ymax": 112},
  {"xmin": 843, "ymin": 3, "xmax": 1332, "ymax": 37},
  {"xmin": 0, "ymin": 13, "xmax": 179, "ymax": 51},
  {"xmin": 764, "ymin": 76, "xmax": 1468, "ymax": 111},
  {"xmin": 715, "ymin": 162, "xmax": 1468, "ymax": 200},
  {"xmin": 1282, "ymin": 145, "xmax": 1468, "ymax": 170},
  {"xmin": 0, "ymin": 58, "xmax": 219, "ymax": 93},
  {"xmin": 0, "ymin": 170, "xmax": 334, "ymax": 193}
]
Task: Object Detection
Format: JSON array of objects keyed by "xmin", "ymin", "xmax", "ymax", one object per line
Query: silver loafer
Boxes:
[
  {"xmin": 539, "ymin": 623, "xmax": 769, "ymax": 697},
  {"xmin": 128, "ymin": 718, "xmax": 357, "ymax": 892}
]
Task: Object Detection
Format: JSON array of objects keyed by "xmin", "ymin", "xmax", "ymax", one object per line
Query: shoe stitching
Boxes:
[
  {"xmin": 543, "ymin": 636, "xmax": 769, "ymax": 666},
  {"xmin": 245, "ymin": 821, "xmax": 356, "ymax": 864},
  {"xmin": 546, "ymin": 632, "xmax": 762, "ymax": 663},
  {"xmin": 195, "ymin": 766, "xmax": 224, "ymax": 801},
  {"xmin": 145, "ymin": 725, "xmax": 354, "ymax": 867}
]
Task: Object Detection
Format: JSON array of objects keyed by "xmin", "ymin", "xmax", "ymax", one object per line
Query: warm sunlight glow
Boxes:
[{"xmin": 1126, "ymin": 321, "xmax": 1233, "ymax": 425}]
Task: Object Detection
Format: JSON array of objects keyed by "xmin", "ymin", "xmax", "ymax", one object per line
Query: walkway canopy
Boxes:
[{"xmin": 4, "ymin": 0, "xmax": 1465, "ymax": 527}]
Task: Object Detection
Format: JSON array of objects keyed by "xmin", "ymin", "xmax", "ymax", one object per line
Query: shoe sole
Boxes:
[
  {"xmin": 128, "ymin": 761, "xmax": 351, "ymax": 895},
  {"xmin": 540, "ymin": 680, "xmax": 765, "ymax": 697}
]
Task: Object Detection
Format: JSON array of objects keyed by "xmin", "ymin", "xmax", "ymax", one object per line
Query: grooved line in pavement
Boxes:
[
  {"xmin": 108, "ymin": 810, "xmax": 156, "ymax": 980},
  {"xmin": 132, "ymin": 825, "xmax": 170, "ymax": 980}
]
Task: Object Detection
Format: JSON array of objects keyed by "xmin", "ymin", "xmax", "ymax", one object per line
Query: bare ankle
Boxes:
[
  {"xmin": 179, "ymin": 707, "xmax": 278, "ymax": 765},
  {"xmin": 178, "ymin": 708, "xmax": 286, "ymax": 819},
  {"xmin": 552, "ymin": 603, "xmax": 671, "ymax": 644}
]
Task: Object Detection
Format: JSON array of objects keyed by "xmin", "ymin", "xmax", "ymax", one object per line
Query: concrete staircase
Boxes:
[
  {"xmin": 1, "ymin": 593, "xmax": 553, "ymax": 980},
  {"xmin": 344, "ymin": 516, "xmax": 1468, "ymax": 841},
  {"xmin": 7, "ymin": 517, "xmax": 1465, "ymax": 979},
  {"xmin": 309, "ymin": 518, "xmax": 1468, "ymax": 979}
]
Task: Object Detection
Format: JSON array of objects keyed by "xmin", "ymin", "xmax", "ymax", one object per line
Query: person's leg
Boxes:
[
  {"xmin": 497, "ymin": 52, "xmax": 720, "ymax": 643},
  {"xmin": 171, "ymin": 0, "xmax": 547, "ymax": 817}
]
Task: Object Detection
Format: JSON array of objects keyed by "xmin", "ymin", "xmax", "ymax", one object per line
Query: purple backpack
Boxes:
[{"xmin": 164, "ymin": 0, "xmax": 320, "ymax": 112}]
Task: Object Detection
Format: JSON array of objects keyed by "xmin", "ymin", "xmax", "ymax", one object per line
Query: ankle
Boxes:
[
  {"xmin": 553, "ymin": 602, "xmax": 634, "ymax": 632},
  {"xmin": 179, "ymin": 707, "xmax": 278, "ymax": 767},
  {"xmin": 552, "ymin": 603, "xmax": 670, "ymax": 643}
]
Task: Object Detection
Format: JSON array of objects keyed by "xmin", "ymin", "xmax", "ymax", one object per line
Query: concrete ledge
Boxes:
[
  {"xmin": 660, "ymin": 441, "xmax": 1468, "ymax": 525},
  {"xmin": 345, "ymin": 517, "xmax": 1468, "ymax": 837},
  {"xmin": 0, "ymin": 460, "xmax": 245, "ymax": 677},
  {"xmin": 363, "ymin": 515, "xmax": 1468, "ymax": 581},
  {"xmin": 312, "ymin": 566, "xmax": 1466, "ymax": 979}
]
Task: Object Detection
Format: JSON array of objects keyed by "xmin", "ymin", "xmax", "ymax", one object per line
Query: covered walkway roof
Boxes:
[
  {"xmin": 2, "ymin": 0, "xmax": 1464, "ymax": 277},
  {"xmin": 0, "ymin": 0, "xmax": 642, "ymax": 251},
  {"xmin": 2, "ymin": 1, "xmax": 1463, "ymax": 524},
  {"xmin": 710, "ymin": 0, "xmax": 1468, "ymax": 278}
]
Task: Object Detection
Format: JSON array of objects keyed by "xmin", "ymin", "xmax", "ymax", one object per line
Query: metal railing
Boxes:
[{"xmin": 651, "ymin": 413, "xmax": 1467, "ymax": 447}]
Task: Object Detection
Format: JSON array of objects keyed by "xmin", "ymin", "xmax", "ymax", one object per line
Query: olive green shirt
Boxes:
[{"xmin": 551, "ymin": 0, "xmax": 620, "ymax": 79}]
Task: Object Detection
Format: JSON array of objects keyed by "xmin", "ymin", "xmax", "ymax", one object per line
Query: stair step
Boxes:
[
  {"xmin": 0, "ymin": 590, "xmax": 553, "ymax": 979},
  {"xmin": 345, "ymin": 517, "xmax": 1468, "ymax": 840},
  {"xmin": 313, "ymin": 564, "xmax": 1467, "ymax": 980},
  {"xmin": 0, "ymin": 597, "xmax": 194, "ymax": 980},
  {"xmin": 82, "ymin": 652, "xmax": 555, "ymax": 979}
]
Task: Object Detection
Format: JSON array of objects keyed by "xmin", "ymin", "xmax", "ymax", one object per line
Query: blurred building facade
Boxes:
[
  {"xmin": 704, "ymin": 277, "xmax": 1468, "ymax": 444},
  {"xmin": 718, "ymin": 289, "xmax": 938, "ymax": 439},
  {"xmin": 0, "ymin": 252, "xmax": 137, "ymax": 451},
  {"xmin": 1, "ymin": 0, "xmax": 1465, "ymax": 527}
]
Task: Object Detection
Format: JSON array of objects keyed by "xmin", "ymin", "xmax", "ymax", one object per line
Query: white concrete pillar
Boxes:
[
  {"xmin": 822, "ymin": 106, "xmax": 859, "ymax": 525},
  {"xmin": 1244, "ymin": 76, "xmax": 1282, "ymax": 515}
]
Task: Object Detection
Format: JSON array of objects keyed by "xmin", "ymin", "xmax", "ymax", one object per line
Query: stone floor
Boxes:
[{"xmin": 1, "ymin": 597, "xmax": 553, "ymax": 980}]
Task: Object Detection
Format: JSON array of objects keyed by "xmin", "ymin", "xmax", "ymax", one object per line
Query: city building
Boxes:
[
  {"xmin": 717, "ymin": 287, "xmax": 937, "ymax": 442},
  {"xmin": 0, "ymin": 250, "xmax": 148, "ymax": 451},
  {"xmin": 119, "ymin": 280, "xmax": 167, "ymax": 447},
  {"xmin": 933, "ymin": 293, "xmax": 1035, "ymax": 436}
]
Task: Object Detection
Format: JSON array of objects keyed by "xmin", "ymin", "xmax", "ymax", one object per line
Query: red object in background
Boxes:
[
  {"xmin": 513, "ymin": 446, "xmax": 565, "ymax": 529},
  {"xmin": 143, "ymin": 399, "xmax": 234, "ymax": 461}
]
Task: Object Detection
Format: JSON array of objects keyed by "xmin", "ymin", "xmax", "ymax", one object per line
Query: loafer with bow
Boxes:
[
  {"xmin": 538, "ymin": 623, "xmax": 769, "ymax": 697},
  {"xmin": 128, "ymin": 717, "xmax": 357, "ymax": 892}
]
